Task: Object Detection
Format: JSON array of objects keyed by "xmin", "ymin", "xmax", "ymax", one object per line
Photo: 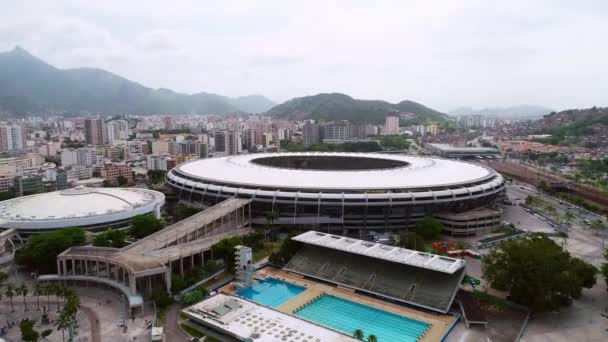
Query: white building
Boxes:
[
  {"xmin": 61, "ymin": 148, "xmax": 99, "ymax": 167},
  {"xmin": 0, "ymin": 124, "xmax": 27, "ymax": 152},
  {"xmin": 384, "ymin": 116, "xmax": 400, "ymax": 135}
]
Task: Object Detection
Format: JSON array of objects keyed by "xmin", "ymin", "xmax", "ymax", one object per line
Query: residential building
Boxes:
[
  {"xmin": 384, "ymin": 116, "xmax": 400, "ymax": 135},
  {"xmin": 100, "ymin": 164, "xmax": 133, "ymax": 185},
  {"xmin": 303, "ymin": 121, "xmax": 321, "ymax": 146},
  {"xmin": 0, "ymin": 124, "xmax": 27, "ymax": 152},
  {"xmin": 84, "ymin": 118, "xmax": 105, "ymax": 145}
]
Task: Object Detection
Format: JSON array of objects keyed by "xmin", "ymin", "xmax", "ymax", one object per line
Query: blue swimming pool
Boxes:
[
  {"xmin": 295, "ymin": 294, "xmax": 430, "ymax": 342},
  {"xmin": 236, "ymin": 278, "xmax": 306, "ymax": 308}
]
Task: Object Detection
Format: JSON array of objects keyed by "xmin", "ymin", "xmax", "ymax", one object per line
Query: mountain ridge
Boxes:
[
  {"xmin": 266, "ymin": 93, "xmax": 447, "ymax": 124},
  {"xmin": 0, "ymin": 46, "xmax": 276, "ymax": 116}
]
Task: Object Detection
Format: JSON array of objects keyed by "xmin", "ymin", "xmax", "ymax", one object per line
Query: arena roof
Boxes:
[
  {"xmin": 292, "ymin": 231, "xmax": 465, "ymax": 274},
  {"xmin": 174, "ymin": 152, "xmax": 496, "ymax": 191},
  {"xmin": 0, "ymin": 187, "xmax": 164, "ymax": 229}
]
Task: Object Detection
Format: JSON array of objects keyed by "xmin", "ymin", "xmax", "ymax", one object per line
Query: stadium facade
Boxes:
[
  {"xmin": 0, "ymin": 186, "xmax": 165, "ymax": 235},
  {"xmin": 167, "ymin": 152, "xmax": 506, "ymax": 236}
]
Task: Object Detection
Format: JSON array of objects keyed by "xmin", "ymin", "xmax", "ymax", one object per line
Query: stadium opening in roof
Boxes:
[{"xmin": 167, "ymin": 152, "xmax": 506, "ymax": 235}]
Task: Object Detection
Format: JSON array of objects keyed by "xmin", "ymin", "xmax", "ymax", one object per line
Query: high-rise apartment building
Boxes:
[
  {"xmin": 214, "ymin": 130, "xmax": 240, "ymax": 155},
  {"xmin": 384, "ymin": 116, "xmax": 400, "ymax": 135},
  {"xmin": 0, "ymin": 124, "xmax": 27, "ymax": 152},
  {"xmin": 84, "ymin": 118, "xmax": 105, "ymax": 145},
  {"xmin": 303, "ymin": 121, "xmax": 321, "ymax": 146}
]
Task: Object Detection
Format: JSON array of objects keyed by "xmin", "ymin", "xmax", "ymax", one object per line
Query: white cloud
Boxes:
[{"xmin": 1, "ymin": 0, "xmax": 607, "ymax": 111}]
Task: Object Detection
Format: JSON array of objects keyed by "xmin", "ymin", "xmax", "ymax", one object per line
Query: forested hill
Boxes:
[
  {"xmin": 533, "ymin": 107, "xmax": 608, "ymax": 146},
  {"xmin": 266, "ymin": 93, "xmax": 447, "ymax": 124}
]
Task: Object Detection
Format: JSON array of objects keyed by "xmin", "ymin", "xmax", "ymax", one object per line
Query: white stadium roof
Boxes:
[
  {"xmin": 175, "ymin": 152, "xmax": 496, "ymax": 191},
  {"xmin": 292, "ymin": 231, "xmax": 466, "ymax": 274},
  {"xmin": 0, "ymin": 187, "xmax": 164, "ymax": 230}
]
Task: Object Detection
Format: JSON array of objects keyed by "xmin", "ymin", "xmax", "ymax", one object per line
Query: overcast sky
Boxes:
[{"xmin": 1, "ymin": 0, "xmax": 607, "ymax": 112}]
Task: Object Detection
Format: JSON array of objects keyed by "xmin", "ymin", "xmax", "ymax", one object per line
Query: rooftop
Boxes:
[
  {"xmin": 428, "ymin": 144, "xmax": 500, "ymax": 153},
  {"xmin": 0, "ymin": 187, "xmax": 164, "ymax": 222},
  {"xmin": 292, "ymin": 231, "xmax": 465, "ymax": 274},
  {"xmin": 174, "ymin": 152, "xmax": 496, "ymax": 190},
  {"xmin": 183, "ymin": 293, "xmax": 357, "ymax": 342}
]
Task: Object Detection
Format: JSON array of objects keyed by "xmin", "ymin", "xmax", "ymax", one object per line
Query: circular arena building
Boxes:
[
  {"xmin": 166, "ymin": 152, "xmax": 506, "ymax": 236},
  {"xmin": 0, "ymin": 186, "xmax": 165, "ymax": 235}
]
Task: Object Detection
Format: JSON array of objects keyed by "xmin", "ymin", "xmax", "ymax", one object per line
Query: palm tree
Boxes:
[
  {"xmin": 353, "ymin": 329, "xmax": 364, "ymax": 340},
  {"xmin": 34, "ymin": 283, "xmax": 43, "ymax": 311},
  {"xmin": 18, "ymin": 283, "xmax": 28, "ymax": 311},
  {"xmin": 55, "ymin": 284, "xmax": 66, "ymax": 312},
  {"xmin": 57, "ymin": 310, "xmax": 69, "ymax": 342},
  {"xmin": 453, "ymin": 240, "xmax": 470, "ymax": 259},
  {"xmin": 43, "ymin": 283, "xmax": 52, "ymax": 312},
  {"xmin": 5, "ymin": 284, "xmax": 15, "ymax": 312},
  {"xmin": 367, "ymin": 335, "xmax": 378, "ymax": 342}
]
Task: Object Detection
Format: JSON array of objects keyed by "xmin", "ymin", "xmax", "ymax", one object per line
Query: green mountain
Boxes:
[
  {"xmin": 532, "ymin": 107, "xmax": 608, "ymax": 146},
  {"xmin": 0, "ymin": 46, "xmax": 275, "ymax": 116},
  {"xmin": 266, "ymin": 93, "xmax": 447, "ymax": 124}
]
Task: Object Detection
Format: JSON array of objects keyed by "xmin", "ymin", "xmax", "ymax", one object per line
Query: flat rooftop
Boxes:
[
  {"xmin": 183, "ymin": 293, "xmax": 357, "ymax": 342},
  {"xmin": 428, "ymin": 143, "xmax": 500, "ymax": 153},
  {"xmin": 292, "ymin": 231, "xmax": 465, "ymax": 274}
]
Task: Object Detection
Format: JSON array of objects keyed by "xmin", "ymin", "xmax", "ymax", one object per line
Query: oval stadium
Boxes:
[
  {"xmin": 0, "ymin": 186, "xmax": 165, "ymax": 235},
  {"xmin": 167, "ymin": 152, "xmax": 506, "ymax": 236}
]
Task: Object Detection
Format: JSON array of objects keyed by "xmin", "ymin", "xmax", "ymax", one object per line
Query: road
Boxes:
[{"xmin": 163, "ymin": 304, "xmax": 190, "ymax": 342}]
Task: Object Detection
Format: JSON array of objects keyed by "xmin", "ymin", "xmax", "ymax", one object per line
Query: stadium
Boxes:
[
  {"xmin": 0, "ymin": 186, "xmax": 165, "ymax": 235},
  {"xmin": 167, "ymin": 152, "xmax": 506, "ymax": 235}
]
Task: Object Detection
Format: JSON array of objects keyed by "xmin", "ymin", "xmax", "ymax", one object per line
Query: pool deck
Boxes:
[{"xmin": 221, "ymin": 267, "xmax": 455, "ymax": 342}]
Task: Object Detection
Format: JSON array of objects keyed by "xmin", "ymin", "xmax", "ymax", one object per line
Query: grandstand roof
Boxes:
[{"xmin": 292, "ymin": 231, "xmax": 465, "ymax": 274}]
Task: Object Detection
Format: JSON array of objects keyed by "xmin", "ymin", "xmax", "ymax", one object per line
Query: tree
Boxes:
[
  {"xmin": 19, "ymin": 319, "xmax": 39, "ymax": 342},
  {"xmin": 483, "ymin": 234, "xmax": 597, "ymax": 311},
  {"xmin": 174, "ymin": 205, "xmax": 201, "ymax": 221},
  {"xmin": 19, "ymin": 283, "xmax": 29, "ymax": 311},
  {"xmin": 16, "ymin": 227, "xmax": 86, "ymax": 273},
  {"xmin": 367, "ymin": 335, "xmax": 378, "ymax": 342},
  {"xmin": 129, "ymin": 215, "xmax": 163, "ymax": 239},
  {"xmin": 415, "ymin": 216, "xmax": 443, "ymax": 241},
  {"xmin": 0, "ymin": 271, "xmax": 7, "ymax": 286},
  {"xmin": 93, "ymin": 229, "xmax": 128, "ymax": 248},
  {"xmin": 211, "ymin": 236, "xmax": 243, "ymax": 272},
  {"xmin": 34, "ymin": 282, "xmax": 43, "ymax": 311},
  {"xmin": 54, "ymin": 287, "xmax": 80, "ymax": 342},
  {"xmin": 116, "ymin": 175, "xmax": 129, "ymax": 186},
  {"xmin": 353, "ymin": 329, "xmax": 364, "ymax": 340},
  {"xmin": 590, "ymin": 220, "xmax": 607, "ymax": 249},
  {"xmin": 397, "ymin": 232, "xmax": 426, "ymax": 251},
  {"xmin": 5, "ymin": 284, "xmax": 15, "ymax": 312},
  {"xmin": 147, "ymin": 169, "xmax": 167, "ymax": 184},
  {"xmin": 268, "ymin": 234, "xmax": 302, "ymax": 266},
  {"xmin": 601, "ymin": 249, "xmax": 608, "ymax": 290},
  {"xmin": 453, "ymin": 240, "xmax": 471, "ymax": 259}
]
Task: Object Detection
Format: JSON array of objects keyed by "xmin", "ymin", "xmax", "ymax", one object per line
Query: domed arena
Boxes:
[{"xmin": 0, "ymin": 187, "xmax": 165, "ymax": 235}]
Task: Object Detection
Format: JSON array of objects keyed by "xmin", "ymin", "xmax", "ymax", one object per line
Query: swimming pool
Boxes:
[
  {"xmin": 295, "ymin": 294, "xmax": 430, "ymax": 342},
  {"xmin": 236, "ymin": 278, "xmax": 306, "ymax": 308}
]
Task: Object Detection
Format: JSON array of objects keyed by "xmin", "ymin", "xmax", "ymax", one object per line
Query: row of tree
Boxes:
[{"xmin": 0, "ymin": 273, "xmax": 81, "ymax": 342}]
